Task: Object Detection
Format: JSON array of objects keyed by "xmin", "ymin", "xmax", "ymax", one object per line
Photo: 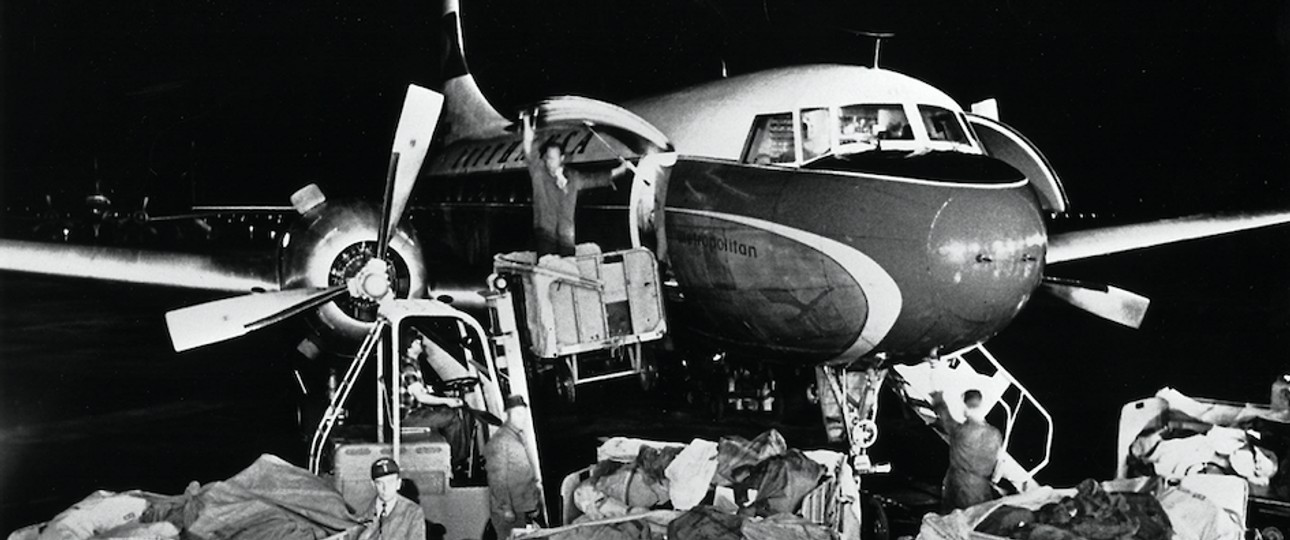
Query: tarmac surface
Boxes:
[{"xmin": 4, "ymin": 225, "xmax": 1290, "ymax": 533}]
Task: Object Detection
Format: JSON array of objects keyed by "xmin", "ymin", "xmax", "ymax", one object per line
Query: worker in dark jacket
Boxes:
[
  {"xmin": 523, "ymin": 113, "xmax": 630, "ymax": 256},
  {"xmin": 484, "ymin": 395, "xmax": 543, "ymax": 538},
  {"xmin": 932, "ymin": 388, "xmax": 1002, "ymax": 512},
  {"xmin": 356, "ymin": 458, "xmax": 426, "ymax": 540}
]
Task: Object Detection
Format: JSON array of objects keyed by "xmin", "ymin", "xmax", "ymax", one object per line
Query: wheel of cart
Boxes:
[
  {"xmin": 555, "ymin": 358, "xmax": 577, "ymax": 405},
  {"xmin": 633, "ymin": 344, "xmax": 658, "ymax": 392}
]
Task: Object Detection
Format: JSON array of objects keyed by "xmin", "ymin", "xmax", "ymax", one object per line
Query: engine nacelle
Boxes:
[{"xmin": 277, "ymin": 199, "xmax": 428, "ymax": 347}]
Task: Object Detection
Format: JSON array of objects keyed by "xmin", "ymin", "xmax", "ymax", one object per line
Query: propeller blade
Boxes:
[
  {"xmin": 1040, "ymin": 277, "xmax": 1150, "ymax": 329},
  {"xmin": 375, "ymin": 153, "xmax": 400, "ymax": 262},
  {"xmin": 380, "ymin": 85, "xmax": 444, "ymax": 250},
  {"xmin": 165, "ymin": 286, "xmax": 345, "ymax": 352}
]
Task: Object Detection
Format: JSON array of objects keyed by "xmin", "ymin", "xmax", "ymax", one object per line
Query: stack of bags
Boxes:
[
  {"xmin": 918, "ymin": 477, "xmax": 1245, "ymax": 540},
  {"xmin": 553, "ymin": 429, "xmax": 852, "ymax": 540},
  {"xmin": 9, "ymin": 455, "xmax": 365, "ymax": 540}
]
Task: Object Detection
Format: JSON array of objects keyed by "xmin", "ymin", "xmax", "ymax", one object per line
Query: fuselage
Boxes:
[{"xmin": 422, "ymin": 64, "xmax": 1049, "ymax": 364}]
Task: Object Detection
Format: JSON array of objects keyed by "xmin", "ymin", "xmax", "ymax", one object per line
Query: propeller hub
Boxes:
[
  {"xmin": 325, "ymin": 240, "xmax": 413, "ymax": 319},
  {"xmin": 361, "ymin": 269, "xmax": 390, "ymax": 299},
  {"xmin": 348, "ymin": 258, "xmax": 392, "ymax": 301}
]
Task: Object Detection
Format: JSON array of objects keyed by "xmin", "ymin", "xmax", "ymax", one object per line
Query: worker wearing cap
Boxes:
[
  {"xmin": 356, "ymin": 458, "xmax": 425, "ymax": 540},
  {"xmin": 484, "ymin": 394, "xmax": 543, "ymax": 538}
]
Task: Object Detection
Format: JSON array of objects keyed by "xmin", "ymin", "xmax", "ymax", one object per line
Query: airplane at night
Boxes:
[{"xmin": 2, "ymin": 0, "xmax": 1289, "ymax": 473}]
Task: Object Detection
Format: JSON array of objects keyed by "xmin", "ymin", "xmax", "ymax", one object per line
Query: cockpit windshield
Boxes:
[
  {"xmin": 800, "ymin": 108, "xmax": 832, "ymax": 161},
  {"xmin": 919, "ymin": 105, "xmax": 971, "ymax": 145},
  {"xmin": 839, "ymin": 104, "xmax": 914, "ymax": 147},
  {"xmin": 740, "ymin": 103, "xmax": 980, "ymax": 165}
]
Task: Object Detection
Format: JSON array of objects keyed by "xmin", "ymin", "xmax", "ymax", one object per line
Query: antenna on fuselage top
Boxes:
[{"xmin": 841, "ymin": 29, "xmax": 896, "ymax": 68}]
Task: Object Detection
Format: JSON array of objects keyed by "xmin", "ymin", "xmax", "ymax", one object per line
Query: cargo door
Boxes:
[{"xmin": 523, "ymin": 96, "xmax": 675, "ymax": 259}]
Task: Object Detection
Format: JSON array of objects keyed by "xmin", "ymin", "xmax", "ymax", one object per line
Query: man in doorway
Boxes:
[
  {"xmin": 524, "ymin": 114, "xmax": 632, "ymax": 256},
  {"xmin": 356, "ymin": 457, "xmax": 426, "ymax": 540},
  {"xmin": 931, "ymin": 388, "xmax": 1002, "ymax": 512},
  {"xmin": 484, "ymin": 395, "xmax": 543, "ymax": 538}
]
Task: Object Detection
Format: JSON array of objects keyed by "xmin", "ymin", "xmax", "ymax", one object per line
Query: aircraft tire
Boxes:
[{"xmin": 862, "ymin": 493, "xmax": 891, "ymax": 540}]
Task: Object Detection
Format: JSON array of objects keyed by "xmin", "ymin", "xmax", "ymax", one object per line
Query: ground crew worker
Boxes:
[
  {"xmin": 356, "ymin": 458, "xmax": 426, "ymax": 540},
  {"xmin": 401, "ymin": 335, "xmax": 469, "ymax": 473},
  {"xmin": 484, "ymin": 394, "xmax": 543, "ymax": 538},
  {"xmin": 524, "ymin": 113, "xmax": 631, "ymax": 256},
  {"xmin": 931, "ymin": 388, "xmax": 1002, "ymax": 512}
]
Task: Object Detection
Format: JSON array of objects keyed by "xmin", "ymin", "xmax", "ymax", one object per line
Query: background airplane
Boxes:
[{"xmin": 3, "ymin": 0, "xmax": 1290, "ymax": 530}]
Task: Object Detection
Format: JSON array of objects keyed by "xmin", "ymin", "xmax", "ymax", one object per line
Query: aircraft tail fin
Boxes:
[{"xmin": 438, "ymin": 0, "xmax": 510, "ymax": 143}]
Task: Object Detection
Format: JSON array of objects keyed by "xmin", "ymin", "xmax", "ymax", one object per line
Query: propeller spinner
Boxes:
[{"xmin": 165, "ymin": 85, "xmax": 445, "ymax": 352}]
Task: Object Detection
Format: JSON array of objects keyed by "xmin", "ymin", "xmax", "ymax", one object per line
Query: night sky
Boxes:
[{"xmin": 3, "ymin": 0, "xmax": 1290, "ymax": 216}]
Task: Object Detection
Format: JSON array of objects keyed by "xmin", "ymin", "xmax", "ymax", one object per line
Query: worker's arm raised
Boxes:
[{"xmin": 929, "ymin": 390, "xmax": 959, "ymax": 429}]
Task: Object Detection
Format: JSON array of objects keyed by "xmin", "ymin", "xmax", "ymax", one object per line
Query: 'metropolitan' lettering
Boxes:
[{"xmin": 674, "ymin": 230, "xmax": 759, "ymax": 258}]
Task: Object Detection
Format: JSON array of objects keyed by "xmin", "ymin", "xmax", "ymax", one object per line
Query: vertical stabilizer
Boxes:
[{"xmin": 439, "ymin": 0, "xmax": 510, "ymax": 143}]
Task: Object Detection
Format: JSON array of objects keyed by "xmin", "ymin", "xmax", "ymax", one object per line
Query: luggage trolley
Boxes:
[{"xmin": 491, "ymin": 246, "xmax": 668, "ymax": 403}]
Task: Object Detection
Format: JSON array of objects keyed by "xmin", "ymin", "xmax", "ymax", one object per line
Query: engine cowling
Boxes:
[{"xmin": 277, "ymin": 199, "xmax": 428, "ymax": 348}]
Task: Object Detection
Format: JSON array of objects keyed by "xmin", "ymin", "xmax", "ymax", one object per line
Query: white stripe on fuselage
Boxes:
[{"xmin": 668, "ymin": 207, "xmax": 902, "ymax": 361}]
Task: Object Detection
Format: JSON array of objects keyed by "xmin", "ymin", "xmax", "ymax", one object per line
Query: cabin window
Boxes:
[
  {"xmin": 743, "ymin": 113, "xmax": 796, "ymax": 165},
  {"xmin": 838, "ymin": 104, "xmax": 913, "ymax": 143},
  {"xmin": 919, "ymin": 105, "xmax": 970, "ymax": 144}
]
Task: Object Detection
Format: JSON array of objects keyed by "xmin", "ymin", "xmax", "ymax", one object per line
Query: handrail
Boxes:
[
  {"xmin": 308, "ymin": 318, "xmax": 387, "ymax": 474},
  {"xmin": 493, "ymin": 255, "xmax": 604, "ymax": 291},
  {"xmin": 944, "ymin": 343, "xmax": 1054, "ymax": 477}
]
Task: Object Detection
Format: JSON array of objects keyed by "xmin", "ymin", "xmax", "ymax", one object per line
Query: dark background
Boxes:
[
  {"xmin": 4, "ymin": 0, "xmax": 1290, "ymax": 532},
  {"xmin": 5, "ymin": 0, "xmax": 1290, "ymax": 213}
]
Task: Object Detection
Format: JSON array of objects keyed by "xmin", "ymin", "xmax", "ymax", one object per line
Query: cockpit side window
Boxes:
[
  {"xmin": 742, "ymin": 113, "xmax": 797, "ymax": 165},
  {"xmin": 800, "ymin": 107, "xmax": 831, "ymax": 161},
  {"xmin": 919, "ymin": 105, "xmax": 970, "ymax": 144},
  {"xmin": 839, "ymin": 104, "xmax": 913, "ymax": 144}
]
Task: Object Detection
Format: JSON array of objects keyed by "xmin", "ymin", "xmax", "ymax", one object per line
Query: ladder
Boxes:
[
  {"xmin": 891, "ymin": 343, "xmax": 1053, "ymax": 483},
  {"xmin": 482, "ymin": 283, "xmax": 549, "ymax": 524},
  {"xmin": 308, "ymin": 318, "xmax": 388, "ymax": 474},
  {"xmin": 482, "ymin": 284, "xmax": 537, "ymax": 409}
]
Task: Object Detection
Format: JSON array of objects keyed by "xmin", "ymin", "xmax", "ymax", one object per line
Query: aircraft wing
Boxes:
[
  {"xmin": 0, "ymin": 239, "xmax": 278, "ymax": 292},
  {"xmin": 1046, "ymin": 209, "xmax": 1290, "ymax": 264}
]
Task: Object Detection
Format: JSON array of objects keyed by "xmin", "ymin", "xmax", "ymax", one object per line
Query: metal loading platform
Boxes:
[{"xmin": 491, "ymin": 246, "xmax": 668, "ymax": 401}]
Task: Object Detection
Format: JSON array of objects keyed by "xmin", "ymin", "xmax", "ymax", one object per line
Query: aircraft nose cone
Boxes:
[{"xmin": 927, "ymin": 189, "xmax": 1046, "ymax": 325}]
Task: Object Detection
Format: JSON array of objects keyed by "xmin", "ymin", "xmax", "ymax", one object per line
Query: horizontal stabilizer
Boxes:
[
  {"xmin": 0, "ymin": 239, "xmax": 277, "ymax": 292},
  {"xmin": 1040, "ymin": 277, "xmax": 1150, "ymax": 329},
  {"xmin": 1047, "ymin": 209, "xmax": 1290, "ymax": 264}
]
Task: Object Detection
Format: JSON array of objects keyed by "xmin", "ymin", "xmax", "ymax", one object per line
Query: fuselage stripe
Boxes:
[{"xmin": 667, "ymin": 207, "xmax": 903, "ymax": 360}]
